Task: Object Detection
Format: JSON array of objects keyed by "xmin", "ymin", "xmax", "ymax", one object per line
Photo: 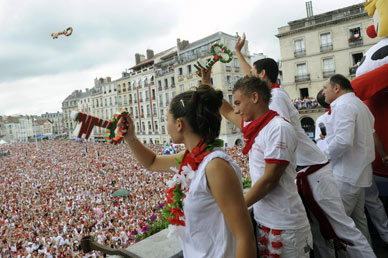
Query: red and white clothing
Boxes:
[
  {"xmin": 270, "ymin": 88, "xmax": 327, "ymax": 166},
  {"xmin": 246, "ymin": 116, "xmax": 309, "ymax": 230},
  {"xmin": 270, "ymin": 87, "xmax": 375, "ymax": 258},
  {"xmin": 182, "ymin": 149, "xmax": 242, "ymax": 258},
  {"xmin": 325, "ymin": 92, "xmax": 375, "ymax": 244},
  {"xmin": 244, "ymin": 114, "xmax": 312, "ymax": 258},
  {"xmin": 325, "ymin": 92, "xmax": 375, "ymax": 188}
]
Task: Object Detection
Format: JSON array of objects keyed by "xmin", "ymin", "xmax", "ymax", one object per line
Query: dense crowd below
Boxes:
[{"xmin": 0, "ymin": 140, "xmax": 248, "ymax": 257}]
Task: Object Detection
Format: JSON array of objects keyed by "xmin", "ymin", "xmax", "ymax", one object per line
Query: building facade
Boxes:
[
  {"xmin": 276, "ymin": 2, "xmax": 378, "ymax": 137},
  {"xmin": 61, "ymin": 31, "xmax": 251, "ymax": 146}
]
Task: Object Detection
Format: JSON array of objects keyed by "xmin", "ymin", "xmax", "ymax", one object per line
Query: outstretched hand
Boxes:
[
  {"xmin": 235, "ymin": 32, "xmax": 246, "ymax": 53},
  {"xmin": 117, "ymin": 113, "xmax": 135, "ymax": 142},
  {"xmin": 200, "ymin": 66, "xmax": 212, "ymax": 86}
]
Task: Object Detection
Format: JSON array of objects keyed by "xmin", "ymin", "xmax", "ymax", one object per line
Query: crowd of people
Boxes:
[
  {"xmin": 0, "ymin": 140, "xmax": 249, "ymax": 257},
  {"xmin": 291, "ymin": 97, "xmax": 320, "ymax": 110}
]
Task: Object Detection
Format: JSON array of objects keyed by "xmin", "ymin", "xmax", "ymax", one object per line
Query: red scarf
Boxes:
[
  {"xmin": 241, "ymin": 110, "xmax": 279, "ymax": 155},
  {"xmin": 164, "ymin": 138, "xmax": 212, "ymax": 226},
  {"xmin": 271, "ymin": 83, "xmax": 280, "ymax": 89},
  {"xmin": 327, "ymin": 107, "xmax": 331, "ymax": 115}
]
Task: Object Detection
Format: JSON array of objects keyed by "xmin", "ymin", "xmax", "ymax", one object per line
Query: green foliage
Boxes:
[
  {"xmin": 132, "ymin": 215, "xmax": 169, "ymax": 241},
  {"xmin": 242, "ymin": 176, "xmax": 252, "ymax": 189}
]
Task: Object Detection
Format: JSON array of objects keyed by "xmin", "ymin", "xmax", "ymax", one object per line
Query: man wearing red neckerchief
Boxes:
[
  {"xmin": 217, "ymin": 75, "xmax": 312, "ymax": 258},
  {"xmin": 232, "ymin": 33, "xmax": 375, "ymax": 258}
]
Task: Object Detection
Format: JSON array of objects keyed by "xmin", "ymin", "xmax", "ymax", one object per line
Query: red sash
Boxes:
[{"xmin": 241, "ymin": 110, "xmax": 279, "ymax": 155}]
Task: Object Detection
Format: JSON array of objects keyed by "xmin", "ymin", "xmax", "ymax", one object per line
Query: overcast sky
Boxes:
[{"xmin": 0, "ymin": 0, "xmax": 364, "ymax": 116}]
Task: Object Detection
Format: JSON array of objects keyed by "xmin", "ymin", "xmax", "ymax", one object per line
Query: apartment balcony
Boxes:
[
  {"xmin": 159, "ymin": 102, "xmax": 163, "ymax": 107},
  {"xmin": 171, "ymin": 84, "xmax": 175, "ymax": 88},
  {"xmin": 158, "ymin": 86, "xmax": 162, "ymax": 91},
  {"xmin": 234, "ymin": 67, "xmax": 240, "ymax": 73},
  {"xmin": 134, "ymin": 100, "xmax": 138, "ymax": 103},
  {"xmin": 294, "ymin": 49, "xmax": 306, "ymax": 57},
  {"xmin": 140, "ymin": 98, "xmax": 143, "ymax": 103},
  {"xmin": 323, "ymin": 70, "xmax": 336, "ymax": 78},
  {"xmin": 348, "ymin": 37, "xmax": 363, "ymax": 47},
  {"xmin": 320, "ymin": 43, "xmax": 333, "ymax": 52},
  {"xmin": 164, "ymin": 85, "xmax": 169, "ymax": 90},
  {"xmin": 129, "ymin": 100, "xmax": 133, "ymax": 104},
  {"xmin": 295, "ymin": 74, "xmax": 310, "ymax": 82},
  {"xmin": 225, "ymin": 66, "xmax": 231, "ymax": 72}
]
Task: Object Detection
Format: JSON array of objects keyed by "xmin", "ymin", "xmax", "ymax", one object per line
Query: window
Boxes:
[
  {"xmin": 348, "ymin": 26, "xmax": 363, "ymax": 46},
  {"xmin": 233, "ymin": 58, "xmax": 240, "ymax": 67},
  {"xmin": 142, "ymin": 122, "xmax": 145, "ymax": 131},
  {"xmin": 322, "ymin": 58, "xmax": 335, "ymax": 78},
  {"xmin": 187, "ymin": 64, "xmax": 192, "ymax": 73},
  {"xmin": 153, "ymin": 104, "xmax": 157, "ymax": 115},
  {"xmin": 320, "ymin": 33, "xmax": 333, "ymax": 52},
  {"xmin": 295, "ymin": 63, "xmax": 310, "ymax": 82},
  {"xmin": 294, "ymin": 39, "xmax": 305, "ymax": 57},
  {"xmin": 300, "ymin": 88, "xmax": 309, "ymax": 99},
  {"xmin": 146, "ymin": 105, "xmax": 150, "ymax": 116},
  {"xmin": 171, "ymin": 77, "xmax": 175, "ymax": 86},
  {"xmin": 148, "ymin": 121, "xmax": 152, "ymax": 130},
  {"xmin": 165, "ymin": 93, "xmax": 169, "ymax": 105},
  {"xmin": 350, "ymin": 52, "xmax": 364, "ymax": 74},
  {"xmin": 180, "ymin": 84, "xmax": 184, "ymax": 92},
  {"xmin": 155, "ymin": 121, "xmax": 158, "ymax": 131},
  {"xmin": 179, "ymin": 67, "xmax": 183, "ymax": 75}
]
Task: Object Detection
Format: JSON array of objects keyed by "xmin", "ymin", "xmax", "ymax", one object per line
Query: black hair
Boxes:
[
  {"xmin": 316, "ymin": 89, "xmax": 330, "ymax": 108},
  {"xmin": 169, "ymin": 84, "xmax": 223, "ymax": 143},
  {"xmin": 253, "ymin": 58, "xmax": 279, "ymax": 83},
  {"xmin": 329, "ymin": 74, "xmax": 354, "ymax": 92},
  {"xmin": 233, "ymin": 76, "xmax": 272, "ymax": 105}
]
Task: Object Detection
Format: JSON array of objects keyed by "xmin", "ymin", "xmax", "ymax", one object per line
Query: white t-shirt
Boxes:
[
  {"xmin": 247, "ymin": 116, "xmax": 309, "ymax": 230},
  {"xmin": 325, "ymin": 92, "xmax": 375, "ymax": 187},
  {"xmin": 314, "ymin": 112, "xmax": 329, "ymax": 153},
  {"xmin": 182, "ymin": 149, "xmax": 242, "ymax": 258},
  {"xmin": 270, "ymin": 88, "xmax": 328, "ymax": 166}
]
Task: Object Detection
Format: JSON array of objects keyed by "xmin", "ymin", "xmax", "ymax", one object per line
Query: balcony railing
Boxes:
[
  {"xmin": 294, "ymin": 49, "xmax": 306, "ymax": 57},
  {"xmin": 158, "ymin": 86, "xmax": 162, "ymax": 91},
  {"xmin": 320, "ymin": 43, "xmax": 333, "ymax": 52},
  {"xmin": 159, "ymin": 102, "xmax": 163, "ymax": 107},
  {"xmin": 323, "ymin": 70, "xmax": 335, "ymax": 78},
  {"xmin": 295, "ymin": 74, "xmax": 310, "ymax": 82},
  {"xmin": 348, "ymin": 37, "xmax": 363, "ymax": 47}
]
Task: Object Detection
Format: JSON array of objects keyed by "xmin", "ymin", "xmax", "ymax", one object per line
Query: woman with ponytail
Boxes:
[{"xmin": 118, "ymin": 81, "xmax": 256, "ymax": 258}]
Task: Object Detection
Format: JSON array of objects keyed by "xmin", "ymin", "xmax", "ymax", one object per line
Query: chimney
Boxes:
[
  {"xmin": 106, "ymin": 77, "xmax": 111, "ymax": 83},
  {"xmin": 146, "ymin": 49, "xmax": 154, "ymax": 59},
  {"xmin": 139, "ymin": 54, "xmax": 145, "ymax": 62},
  {"xmin": 306, "ymin": 1, "xmax": 313, "ymax": 17},
  {"xmin": 177, "ymin": 38, "xmax": 189, "ymax": 51},
  {"xmin": 135, "ymin": 53, "xmax": 141, "ymax": 64}
]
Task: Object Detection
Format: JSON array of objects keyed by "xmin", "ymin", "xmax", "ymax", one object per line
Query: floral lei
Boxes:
[{"xmin": 162, "ymin": 138, "xmax": 224, "ymax": 236}]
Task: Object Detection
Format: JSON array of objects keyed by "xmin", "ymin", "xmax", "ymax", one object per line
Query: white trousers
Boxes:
[
  {"xmin": 303, "ymin": 165, "xmax": 376, "ymax": 258},
  {"xmin": 365, "ymin": 175, "xmax": 388, "ymax": 243},
  {"xmin": 257, "ymin": 224, "xmax": 312, "ymax": 258}
]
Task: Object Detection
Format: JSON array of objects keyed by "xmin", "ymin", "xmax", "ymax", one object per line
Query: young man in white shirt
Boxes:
[
  {"xmin": 215, "ymin": 75, "xmax": 312, "ymax": 258},
  {"xmin": 323, "ymin": 74, "xmax": 375, "ymax": 244},
  {"xmin": 233, "ymin": 33, "xmax": 376, "ymax": 258}
]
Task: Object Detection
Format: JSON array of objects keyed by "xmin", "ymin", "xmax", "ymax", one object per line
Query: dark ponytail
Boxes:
[{"xmin": 169, "ymin": 84, "xmax": 223, "ymax": 143}]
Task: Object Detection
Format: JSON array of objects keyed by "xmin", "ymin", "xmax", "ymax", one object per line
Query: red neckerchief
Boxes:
[
  {"xmin": 271, "ymin": 83, "xmax": 280, "ymax": 89},
  {"xmin": 164, "ymin": 138, "xmax": 211, "ymax": 226},
  {"xmin": 241, "ymin": 110, "xmax": 279, "ymax": 155},
  {"xmin": 327, "ymin": 107, "xmax": 331, "ymax": 115}
]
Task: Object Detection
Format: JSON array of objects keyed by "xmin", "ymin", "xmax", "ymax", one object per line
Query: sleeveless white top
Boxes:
[{"xmin": 181, "ymin": 149, "xmax": 243, "ymax": 258}]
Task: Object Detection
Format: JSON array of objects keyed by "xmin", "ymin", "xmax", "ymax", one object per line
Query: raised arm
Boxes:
[
  {"xmin": 118, "ymin": 114, "xmax": 182, "ymax": 173},
  {"xmin": 235, "ymin": 33, "xmax": 253, "ymax": 76},
  {"xmin": 206, "ymin": 158, "xmax": 257, "ymax": 258},
  {"xmin": 200, "ymin": 67, "xmax": 242, "ymax": 129}
]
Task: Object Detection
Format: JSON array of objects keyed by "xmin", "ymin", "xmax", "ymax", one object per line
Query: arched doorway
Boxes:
[
  {"xmin": 235, "ymin": 138, "xmax": 243, "ymax": 147},
  {"xmin": 300, "ymin": 117, "xmax": 315, "ymax": 140}
]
